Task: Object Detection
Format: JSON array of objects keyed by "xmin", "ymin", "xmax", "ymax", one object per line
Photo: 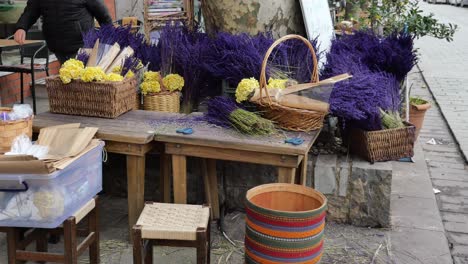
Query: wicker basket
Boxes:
[
  {"xmin": 255, "ymin": 34, "xmax": 326, "ymax": 132},
  {"xmin": 143, "ymin": 91, "xmax": 180, "ymax": 113},
  {"xmin": 0, "ymin": 107, "xmax": 33, "ymax": 154},
  {"xmin": 46, "ymin": 76, "xmax": 136, "ymax": 118},
  {"xmin": 349, "ymin": 122, "xmax": 416, "ymax": 163},
  {"xmin": 135, "ymin": 93, "xmax": 142, "ymax": 110}
]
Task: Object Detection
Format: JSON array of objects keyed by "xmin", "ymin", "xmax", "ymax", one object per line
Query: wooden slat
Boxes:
[
  {"xmin": 105, "ymin": 141, "xmax": 156, "ymax": 156},
  {"xmin": 16, "ymin": 250, "xmax": 64, "ymax": 262},
  {"xmin": 77, "ymin": 233, "xmax": 96, "ymax": 256},
  {"xmin": 166, "ymin": 143, "xmax": 300, "ymax": 168},
  {"xmin": 0, "ymin": 39, "xmax": 42, "ymax": 48}
]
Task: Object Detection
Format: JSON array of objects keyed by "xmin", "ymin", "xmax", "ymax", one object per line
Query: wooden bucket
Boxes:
[{"xmin": 245, "ymin": 183, "xmax": 327, "ymax": 264}]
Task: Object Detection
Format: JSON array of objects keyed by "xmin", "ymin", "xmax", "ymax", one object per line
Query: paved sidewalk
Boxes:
[
  {"xmin": 416, "ymin": 2, "xmax": 468, "ymax": 161},
  {"xmin": 409, "ymin": 68, "xmax": 468, "ymax": 263}
]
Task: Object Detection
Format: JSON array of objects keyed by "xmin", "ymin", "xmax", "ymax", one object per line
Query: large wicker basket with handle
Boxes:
[
  {"xmin": 0, "ymin": 107, "xmax": 33, "ymax": 154},
  {"xmin": 46, "ymin": 76, "xmax": 136, "ymax": 118},
  {"xmin": 255, "ymin": 34, "xmax": 326, "ymax": 132}
]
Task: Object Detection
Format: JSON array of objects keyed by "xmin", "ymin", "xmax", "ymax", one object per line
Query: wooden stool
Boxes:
[
  {"xmin": 133, "ymin": 202, "xmax": 211, "ymax": 264},
  {"xmin": 4, "ymin": 196, "xmax": 99, "ymax": 264}
]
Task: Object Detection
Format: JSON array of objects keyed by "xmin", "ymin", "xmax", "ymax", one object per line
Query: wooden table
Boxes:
[
  {"xmin": 32, "ymin": 110, "xmax": 172, "ymax": 237},
  {"xmin": 0, "ymin": 39, "xmax": 43, "ymax": 65},
  {"xmin": 153, "ymin": 113, "xmax": 320, "ymax": 219}
]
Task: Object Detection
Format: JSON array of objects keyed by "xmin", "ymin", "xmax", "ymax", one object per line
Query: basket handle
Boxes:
[
  {"xmin": 0, "ymin": 182, "xmax": 29, "ymax": 193},
  {"xmin": 259, "ymin": 34, "xmax": 319, "ymax": 105}
]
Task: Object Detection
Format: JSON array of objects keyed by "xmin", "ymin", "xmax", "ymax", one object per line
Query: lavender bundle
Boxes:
[
  {"xmin": 329, "ymin": 70, "xmax": 401, "ymax": 131},
  {"xmin": 159, "ymin": 23, "xmax": 213, "ymax": 112},
  {"xmin": 203, "ymin": 32, "xmax": 275, "ymax": 87},
  {"xmin": 321, "ymin": 31, "xmax": 417, "ymax": 82},
  {"xmin": 204, "ymin": 96, "xmax": 276, "ymax": 135},
  {"xmin": 76, "ymin": 51, "xmax": 90, "ymax": 65},
  {"xmin": 82, "ymin": 24, "xmax": 135, "ymax": 49},
  {"xmin": 121, "ymin": 56, "xmax": 140, "ymax": 76},
  {"xmin": 135, "ymin": 42, "xmax": 161, "ymax": 72}
]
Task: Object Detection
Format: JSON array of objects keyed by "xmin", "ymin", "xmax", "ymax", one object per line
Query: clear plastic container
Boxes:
[{"xmin": 0, "ymin": 141, "xmax": 104, "ymax": 228}]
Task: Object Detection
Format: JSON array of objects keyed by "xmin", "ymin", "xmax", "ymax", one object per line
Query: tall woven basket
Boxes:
[
  {"xmin": 0, "ymin": 107, "xmax": 33, "ymax": 154},
  {"xmin": 349, "ymin": 122, "xmax": 416, "ymax": 163},
  {"xmin": 256, "ymin": 35, "xmax": 326, "ymax": 132},
  {"xmin": 245, "ymin": 183, "xmax": 327, "ymax": 264},
  {"xmin": 46, "ymin": 76, "xmax": 136, "ymax": 118},
  {"xmin": 143, "ymin": 91, "xmax": 180, "ymax": 113}
]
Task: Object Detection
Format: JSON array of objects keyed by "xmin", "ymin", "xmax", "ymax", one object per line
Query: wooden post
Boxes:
[
  {"xmin": 127, "ymin": 155, "xmax": 146, "ymax": 239},
  {"xmin": 201, "ymin": 159, "xmax": 220, "ymax": 219},
  {"xmin": 63, "ymin": 218, "xmax": 78, "ymax": 264},
  {"xmin": 278, "ymin": 167, "xmax": 296, "ymax": 184},
  {"xmin": 88, "ymin": 197, "xmax": 99, "ymax": 264},
  {"xmin": 172, "ymin": 154, "xmax": 187, "ymax": 204},
  {"xmin": 160, "ymin": 153, "xmax": 172, "ymax": 203}
]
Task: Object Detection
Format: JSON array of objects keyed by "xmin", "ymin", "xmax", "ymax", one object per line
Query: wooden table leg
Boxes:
[
  {"xmin": 127, "ymin": 155, "xmax": 146, "ymax": 237},
  {"xmin": 278, "ymin": 167, "xmax": 296, "ymax": 183},
  {"xmin": 160, "ymin": 153, "xmax": 171, "ymax": 203},
  {"xmin": 202, "ymin": 159, "xmax": 220, "ymax": 219},
  {"xmin": 300, "ymin": 154, "xmax": 308, "ymax": 186},
  {"xmin": 172, "ymin": 154, "xmax": 187, "ymax": 204}
]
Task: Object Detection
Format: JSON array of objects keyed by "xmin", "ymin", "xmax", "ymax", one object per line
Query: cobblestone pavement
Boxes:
[
  {"xmin": 409, "ymin": 68, "xmax": 468, "ymax": 263},
  {"xmin": 416, "ymin": 2, "xmax": 468, "ymax": 161}
]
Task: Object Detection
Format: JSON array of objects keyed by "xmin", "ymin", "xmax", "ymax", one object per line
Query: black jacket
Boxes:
[{"xmin": 16, "ymin": 0, "xmax": 112, "ymax": 54}]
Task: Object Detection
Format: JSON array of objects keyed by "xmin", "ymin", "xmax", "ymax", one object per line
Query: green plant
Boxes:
[
  {"xmin": 367, "ymin": 0, "xmax": 457, "ymax": 41},
  {"xmin": 409, "ymin": 96, "xmax": 428, "ymax": 105}
]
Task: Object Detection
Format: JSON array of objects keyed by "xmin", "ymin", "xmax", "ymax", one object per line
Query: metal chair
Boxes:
[{"xmin": 0, "ymin": 30, "xmax": 50, "ymax": 114}]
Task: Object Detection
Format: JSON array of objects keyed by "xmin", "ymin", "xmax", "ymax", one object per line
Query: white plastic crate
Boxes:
[{"xmin": 0, "ymin": 141, "xmax": 104, "ymax": 228}]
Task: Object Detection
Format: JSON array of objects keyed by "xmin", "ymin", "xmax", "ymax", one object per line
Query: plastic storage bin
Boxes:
[{"xmin": 0, "ymin": 141, "xmax": 104, "ymax": 228}]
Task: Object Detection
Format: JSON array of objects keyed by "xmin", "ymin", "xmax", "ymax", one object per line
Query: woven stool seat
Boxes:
[{"xmin": 136, "ymin": 203, "xmax": 210, "ymax": 241}]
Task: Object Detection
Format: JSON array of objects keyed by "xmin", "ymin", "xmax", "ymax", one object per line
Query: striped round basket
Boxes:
[{"xmin": 245, "ymin": 183, "xmax": 327, "ymax": 264}]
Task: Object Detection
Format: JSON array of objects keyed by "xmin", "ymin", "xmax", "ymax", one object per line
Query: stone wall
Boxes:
[
  {"xmin": 311, "ymin": 155, "xmax": 392, "ymax": 228},
  {"xmin": 103, "ymin": 151, "xmax": 392, "ymax": 228}
]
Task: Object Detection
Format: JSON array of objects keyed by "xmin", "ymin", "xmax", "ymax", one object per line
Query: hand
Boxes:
[{"xmin": 14, "ymin": 29, "xmax": 26, "ymax": 45}]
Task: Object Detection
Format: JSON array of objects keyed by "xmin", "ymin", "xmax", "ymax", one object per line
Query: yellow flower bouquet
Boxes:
[
  {"xmin": 141, "ymin": 71, "xmax": 184, "ymax": 113},
  {"xmin": 235, "ymin": 77, "xmax": 289, "ymax": 103}
]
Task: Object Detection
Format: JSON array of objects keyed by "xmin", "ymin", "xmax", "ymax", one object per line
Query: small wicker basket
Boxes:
[
  {"xmin": 349, "ymin": 122, "xmax": 416, "ymax": 163},
  {"xmin": 0, "ymin": 107, "xmax": 33, "ymax": 154},
  {"xmin": 255, "ymin": 34, "xmax": 326, "ymax": 132},
  {"xmin": 143, "ymin": 91, "xmax": 180, "ymax": 113}
]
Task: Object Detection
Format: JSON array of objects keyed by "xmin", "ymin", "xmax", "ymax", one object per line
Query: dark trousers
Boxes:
[{"xmin": 55, "ymin": 52, "xmax": 77, "ymax": 64}]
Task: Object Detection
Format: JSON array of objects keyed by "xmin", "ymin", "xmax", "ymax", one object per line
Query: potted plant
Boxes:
[{"xmin": 409, "ymin": 96, "xmax": 431, "ymax": 139}]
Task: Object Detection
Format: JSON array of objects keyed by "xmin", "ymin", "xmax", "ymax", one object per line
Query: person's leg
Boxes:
[{"xmin": 55, "ymin": 52, "xmax": 77, "ymax": 65}]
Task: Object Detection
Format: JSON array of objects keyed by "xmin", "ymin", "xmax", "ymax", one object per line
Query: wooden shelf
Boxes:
[{"xmin": 144, "ymin": 0, "xmax": 194, "ymax": 40}]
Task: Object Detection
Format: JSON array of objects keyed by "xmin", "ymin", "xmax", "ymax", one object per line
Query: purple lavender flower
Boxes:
[
  {"xmin": 329, "ymin": 70, "xmax": 401, "ymax": 131},
  {"xmin": 76, "ymin": 51, "xmax": 90, "ymax": 65}
]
